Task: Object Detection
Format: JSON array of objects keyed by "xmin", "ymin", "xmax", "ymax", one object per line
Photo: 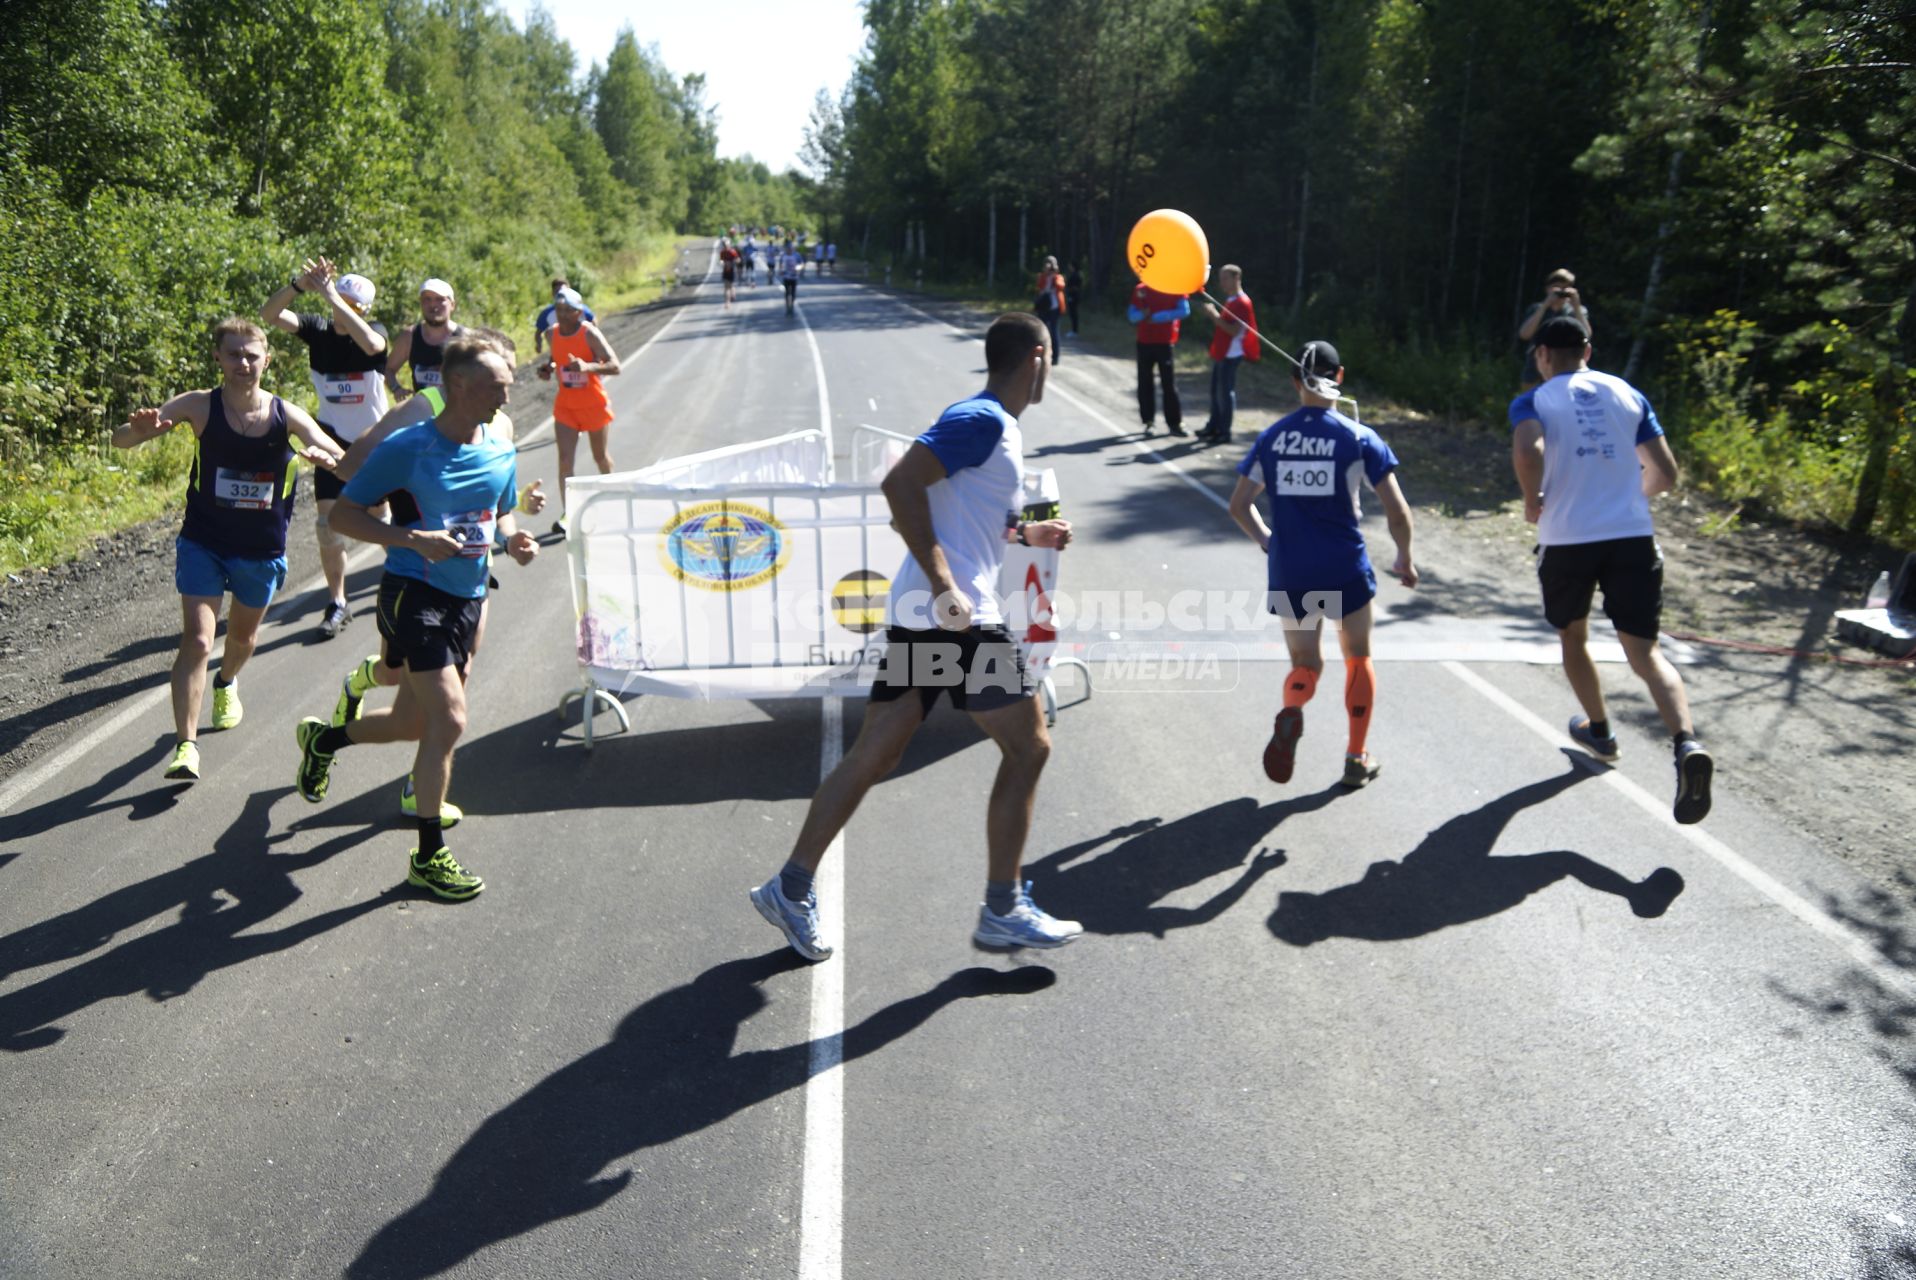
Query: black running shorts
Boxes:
[
  {"xmin": 313, "ymin": 423, "xmax": 352, "ymax": 501},
  {"xmin": 375, "ymin": 573, "xmax": 483, "ymax": 673},
  {"xmin": 1537, "ymin": 535, "xmax": 1663, "ymax": 639},
  {"xmin": 869, "ymin": 625, "xmax": 1033, "ymax": 714}
]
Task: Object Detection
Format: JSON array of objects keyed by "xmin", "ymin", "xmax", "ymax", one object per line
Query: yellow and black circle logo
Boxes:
[{"xmin": 831, "ymin": 570, "xmax": 890, "ymax": 634}]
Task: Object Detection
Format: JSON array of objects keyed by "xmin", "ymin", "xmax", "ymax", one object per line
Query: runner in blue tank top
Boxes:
[
  {"xmin": 111, "ymin": 317, "xmax": 344, "ymax": 783},
  {"xmin": 293, "ymin": 333, "xmax": 538, "ymax": 902},
  {"xmin": 1229, "ymin": 341, "xmax": 1417, "ymax": 790}
]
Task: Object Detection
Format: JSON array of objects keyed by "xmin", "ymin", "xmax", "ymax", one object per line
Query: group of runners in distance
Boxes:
[
  {"xmin": 719, "ymin": 227, "xmax": 835, "ymax": 314},
  {"xmin": 111, "ymin": 239, "xmax": 1714, "ymax": 951}
]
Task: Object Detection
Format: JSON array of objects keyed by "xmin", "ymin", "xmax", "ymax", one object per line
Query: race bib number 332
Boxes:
[
  {"xmin": 214, "ymin": 467, "xmax": 276, "ymax": 510},
  {"xmin": 1275, "ymin": 459, "xmax": 1334, "ymax": 496}
]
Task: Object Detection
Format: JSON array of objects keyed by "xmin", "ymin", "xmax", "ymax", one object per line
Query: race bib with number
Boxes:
[
  {"xmin": 443, "ymin": 508, "xmax": 497, "ymax": 558},
  {"xmin": 1275, "ymin": 459, "xmax": 1335, "ymax": 496},
  {"xmin": 559, "ymin": 368, "xmax": 590, "ymax": 388},
  {"xmin": 322, "ymin": 373, "xmax": 370, "ymax": 406},
  {"xmin": 415, "ymin": 367, "xmax": 443, "ymax": 388},
  {"xmin": 214, "ymin": 467, "xmax": 276, "ymax": 510}
]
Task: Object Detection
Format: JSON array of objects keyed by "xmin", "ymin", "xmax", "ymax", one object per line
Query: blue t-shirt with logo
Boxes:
[
  {"xmin": 1508, "ymin": 368, "xmax": 1663, "ymax": 547},
  {"xmin": 534, "ymin": 301, "xmax": 596, "ymax": 336},
  {"xmin": 341, "ymin": 421, "xmax": 518, "ymax": 599},
  {"xmin": 1236, "ymin": 406, "xmax": 1399, "ymax": 592}
]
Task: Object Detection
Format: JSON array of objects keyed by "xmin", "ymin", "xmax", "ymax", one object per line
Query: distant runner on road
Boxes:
[
  {"xmin": 1228, "ymin": 340, "xmax": 1416, "ymax": 789},
  {"xmin": 750, "ymin": 313, "xmax": 1081, "ymax": 961},
  {"xmin": 294, "ymin": 333, "xmax": 538, "ymax": 901},
  {"xmin": 386, "ymin": 277, "xmax": 462, "ymax": 398},
  {"xmin": 261, "ymin": 256, "xmax": 389, "ymax": 639},
  {"xmin": 1510, "ymin": 314, "xmax": 1714, "ymax": 824},
  {"xmin": 779, "ymin": 243, "xmax": 801, "ymax": 315},
  {"xmin": 111, "ymin": 317, "xmax": 344, "ymax": 783},
  {"xmin": 538, "ymin": 286, "xmax": 621, "ymax": 533},
  {"xmin": 720, "ymin": 238, "xmax": 740, "ymax": 308}
]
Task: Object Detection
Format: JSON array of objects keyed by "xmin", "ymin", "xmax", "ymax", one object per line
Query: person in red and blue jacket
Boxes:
[
  {"xmin": 1198, "ymin": 264, "xmax": 1261, "ymax": 444},
  {"xmin": 1033, "ymin": 256, "xmax": 1066, "ymax": 365},
  {"xmin": 1128, "ymin": 281, "xmax": 1191, "ymax": 435}
]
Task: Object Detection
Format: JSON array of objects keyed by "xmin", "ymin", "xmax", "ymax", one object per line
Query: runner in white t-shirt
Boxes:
[
  {"xmin": 749, "ymin": 313, "xmax": 1082, "ymax": 961},
  {"xmin": 1510, "ymin": 314, "xmax": 1713, "ymax": 823}
]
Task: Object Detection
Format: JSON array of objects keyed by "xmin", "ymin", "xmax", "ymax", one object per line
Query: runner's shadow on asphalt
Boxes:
[
  {"xmin": 326, "ymin": 699, "xmax": 981, "ymax": 820},
  {"xmin": 1026, "ymin": 786, "xmax": 1346, "ymax": 938},
  {"xmin": 1266, "ymin": 762, "xmax": 1685, "ymax": 946},
  {"xmin": 0, "ymin": 787, "xmax": 392, "ymax": 1050},
  {"xmin": 346, "ymin": 953, "xmax": 1056, "ymax": 1280},
  {"xmin": 0, "ymin": 733, "xmax": 196, "ymax": 844},
  {"xmin": 1028, "ymin": 433, "xmax": 1137, "ymax": 459}
]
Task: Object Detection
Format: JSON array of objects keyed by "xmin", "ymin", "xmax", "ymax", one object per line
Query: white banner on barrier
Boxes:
[{"xmin": 566, "ymin": 435, "xmax": 1063, "ymax": 701}]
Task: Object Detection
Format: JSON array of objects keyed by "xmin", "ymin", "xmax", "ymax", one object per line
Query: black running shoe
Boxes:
[{"xmin": 1673, "ymin": 740, "xmax": 1714, "ymax": 824}]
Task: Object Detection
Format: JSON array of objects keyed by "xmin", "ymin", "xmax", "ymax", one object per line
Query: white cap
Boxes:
[
  {"xmin": 335, "ymin": 274, "xmax": 376, "ymax": 309},
  {"xmin": 555, "ymin": 286, "xmax": 584, "ymax": 309},
  {"xmin": 419, "ymin": 277, "xmax": 454, "ymax": 299}
]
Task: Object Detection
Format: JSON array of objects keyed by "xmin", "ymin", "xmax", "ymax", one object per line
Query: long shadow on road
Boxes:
[
  {"xmin": 347, "ymin": 955, "xmax": 1055, "ymax": 1280},
  {"xmin": 0, "ymin": 787, "xmax": 391, "ymax": 1050},
  {"xmin": 1267, "ymin": 760, "xmax": 1685, "ymax": 945},
  {"xmin": 1026, "ymin": 785, "xmax": 1346, "ymax": 938}
]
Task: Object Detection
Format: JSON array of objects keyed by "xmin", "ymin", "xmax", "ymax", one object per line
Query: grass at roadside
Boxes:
[{"xmin": 0, "ymin": 234, "xmax": 692, "ymax": 579}]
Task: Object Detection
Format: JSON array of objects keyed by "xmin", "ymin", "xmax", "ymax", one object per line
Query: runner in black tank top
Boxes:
[
  {"xmin": 111, "ymin": 319, "xmax": 343, "ymax": 783},
  {"xmin": 386, "ymin": 276, "xmax": 461, "ymax": 396}
]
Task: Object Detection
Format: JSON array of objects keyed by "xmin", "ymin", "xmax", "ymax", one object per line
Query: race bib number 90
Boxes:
[
  {"xmin": 1275, "ymin": 460, "xmax": 1334, "ymax": 495},
  {"xmin": 324, "ymin": 374, "xmax": 369, "ymax": 405},
  {"xmin": 443, "ymin": 508, "xmax": 497, "ymax": 558},
  {"xmin": 214, "ymin": 467, "xmax": 276, "ymax": 510}
]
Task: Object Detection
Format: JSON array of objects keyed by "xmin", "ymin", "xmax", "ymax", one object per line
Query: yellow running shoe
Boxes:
[
  {"xmin": 407, "ymin": 847, "xmax": 484, "ymax": 901},
  {"xmin": 163, "ymin": 741, "xmax": 201, "ymax": 782},
  {"xmin": 210, "ymin": 681, "xmax": 243, "ymax": 730},
  {"xmin": 399, "ymin": 777, "xmax": 463, "ymax": 827}
]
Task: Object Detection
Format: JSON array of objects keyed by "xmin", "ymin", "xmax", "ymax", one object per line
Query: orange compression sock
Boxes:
[
  {"xmin": 1284, "ymin": 667, "xmax": 1320, "ymax": 709},
  {"xmin": 1345, "ymin": 657, "xmax": 1376, "ymax": 756}
]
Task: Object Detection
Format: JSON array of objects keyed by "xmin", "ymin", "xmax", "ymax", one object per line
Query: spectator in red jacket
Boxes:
[
  {"xmin": 1197, "ymin": 265, "xmax": 1260, "ymax": 444},
  {"xmin": 1034, "ymin": 256, "xmax": 1066, "ymax": 365},
  {"xmin": 1128, "ymin": 282, "xmax": 1191, "ymax": 436}
]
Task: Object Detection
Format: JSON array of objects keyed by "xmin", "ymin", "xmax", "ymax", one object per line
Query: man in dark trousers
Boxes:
[{"xmin": 1129, "ymin": 280, "xmax": 1191, "ymax": 436}]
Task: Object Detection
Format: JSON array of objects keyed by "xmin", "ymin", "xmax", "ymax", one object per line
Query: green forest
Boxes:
[
  {"xmin": 0, "ymin": 0, "xmax": 1911, "ymax": 572},
  {"xmin": 0, "ymin": 0, "xmax": 812, "ymax": 571},
  {"xmin": 803, "ymin": 0, "xmax": 1913, "ymax": 543}
]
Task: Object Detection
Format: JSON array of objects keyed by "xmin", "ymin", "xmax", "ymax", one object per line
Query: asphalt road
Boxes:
[{"xmin": 2, "ymin": 261, "xmax": 1913, "ymax": 1280}]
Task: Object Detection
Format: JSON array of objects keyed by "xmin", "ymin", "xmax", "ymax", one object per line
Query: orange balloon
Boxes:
[{"xmin": 1127, "ymin": 209, "xmax": 1209, "ymax": 295}]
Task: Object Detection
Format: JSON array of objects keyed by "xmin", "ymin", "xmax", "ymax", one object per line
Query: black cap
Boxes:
[
  {"xmin": 1298, "ymin": 340, "xmax": 1341, "ymax": 377},
  {"xmin": 1536, "ymin": 315, "xmax": 1590, "ymax": 350}
]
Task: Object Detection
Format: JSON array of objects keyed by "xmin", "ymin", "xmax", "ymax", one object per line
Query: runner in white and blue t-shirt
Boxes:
[
  {"xmin": 1229, "ymin": 340, "xmax": 1417, "ymax": 790},
  {"xmin": 750, "ymin": 313, "xmax": 1084, "ymax": 961},
  {"xmin": 292, "ymin": 334, "xmax": 540, "ymax": 902},
  {"xmin": 1510, "ymin": 314, "xmax": 1713, "ymax": 823}
]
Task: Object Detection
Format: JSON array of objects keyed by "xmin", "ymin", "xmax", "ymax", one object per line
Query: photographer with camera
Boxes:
[{"xmin": 1517, "ymin": 268, "xmax": 1590, "ymax": 391}]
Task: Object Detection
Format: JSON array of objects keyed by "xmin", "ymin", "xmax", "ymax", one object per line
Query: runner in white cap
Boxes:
[
  {"xmin": 386, "ymin": 277, "xmax": 461, "ymax": 399},
  {"xmin": 261, "ymin": 256, "xmax": 390, "ymax": 638}
]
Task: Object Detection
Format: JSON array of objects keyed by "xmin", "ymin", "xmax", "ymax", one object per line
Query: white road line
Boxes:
[
  {"xmin": 799, "ymin": 695, "xmax": 847, "ymax": 1280},
  {"xmin": 794, "ymin": 299, "xmax": 835, "ymax": 465},
  {"xmin": 868, "ymin": 397, "xmax": 877, "ymax": 411},
  {"xmin": 1442, "ymin": 660, "xmax": 1916, "ymax": 1001},
  {"xmin": 0, "ymin": 262, "xmax": 713, "ymax": 821}
]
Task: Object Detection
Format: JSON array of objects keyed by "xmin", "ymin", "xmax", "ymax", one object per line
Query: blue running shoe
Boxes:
[
  {"xmin": 974, "ymin": 882, "xmax": 1082, "ymax": 950},
  {"xmin": 751, "ymin": 876, "xmax": 832, "ymax": 961}
]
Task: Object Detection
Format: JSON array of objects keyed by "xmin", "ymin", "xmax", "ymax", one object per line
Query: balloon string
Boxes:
[{"xmin": 1198, "ymin": 289, "xmax": 1302, "ymax": 370}]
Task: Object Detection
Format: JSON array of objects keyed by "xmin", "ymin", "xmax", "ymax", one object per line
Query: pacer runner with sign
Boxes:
[
  {"xmin": 112, "ymin": 318, "xmax": 345, "ymax": 783},
  {"xmin": 1227, "ymin": 340, "xmax": 1417, "ymax": 790},
  {"xmin": 292, "ymin": 334, "xmax": 537, "ymax": 901}
]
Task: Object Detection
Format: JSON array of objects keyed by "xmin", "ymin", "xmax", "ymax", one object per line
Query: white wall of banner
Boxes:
[{"xmin": 564, "ymin": 431, "xmax": 1063, "ymax": 708}]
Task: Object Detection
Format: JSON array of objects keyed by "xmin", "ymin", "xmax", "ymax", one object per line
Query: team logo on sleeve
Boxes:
[{"xmin": 659, "ymin": 501, "xmax": 791, "ymax": 592}]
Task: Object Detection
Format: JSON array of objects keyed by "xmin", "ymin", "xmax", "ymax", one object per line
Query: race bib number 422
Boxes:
[
  {"xmin": 443, "ymin": 508, "xmax": 496, "ymax": 558},
  {"xmin": 214, "ymin": 467, "xmax": 276, "ymax": 510},
  {"xmin": 1275, "ymin": 459, "xmax": 1334, "ymax": 496}
]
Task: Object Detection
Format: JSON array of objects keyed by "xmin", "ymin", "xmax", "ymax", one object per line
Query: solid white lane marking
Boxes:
[
  {"xmin": 794, "ymin": 299, "xmax": 835, "ymax": 464},
  {"xmin": 0, "ymin": 252, "xmax": 716, "ymax": 819},
  {"xmin": 1442, "ymin": 660, "xmax": 1916, "ymax": 1000},
  {"xmin": 800, "ymin": 695, "xmax": 846, "ymax": 1280}
]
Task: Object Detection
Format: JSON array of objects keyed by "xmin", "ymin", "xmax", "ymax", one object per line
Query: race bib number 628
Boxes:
[{"xmin": 1275, "ymin": 459, "xmax": 1334, "ymax": 496}]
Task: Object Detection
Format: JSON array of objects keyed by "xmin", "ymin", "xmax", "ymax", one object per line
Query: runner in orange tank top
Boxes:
[{"xmin": 538, "ymin": 286, "xmax": 621, "ymax": 533}]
